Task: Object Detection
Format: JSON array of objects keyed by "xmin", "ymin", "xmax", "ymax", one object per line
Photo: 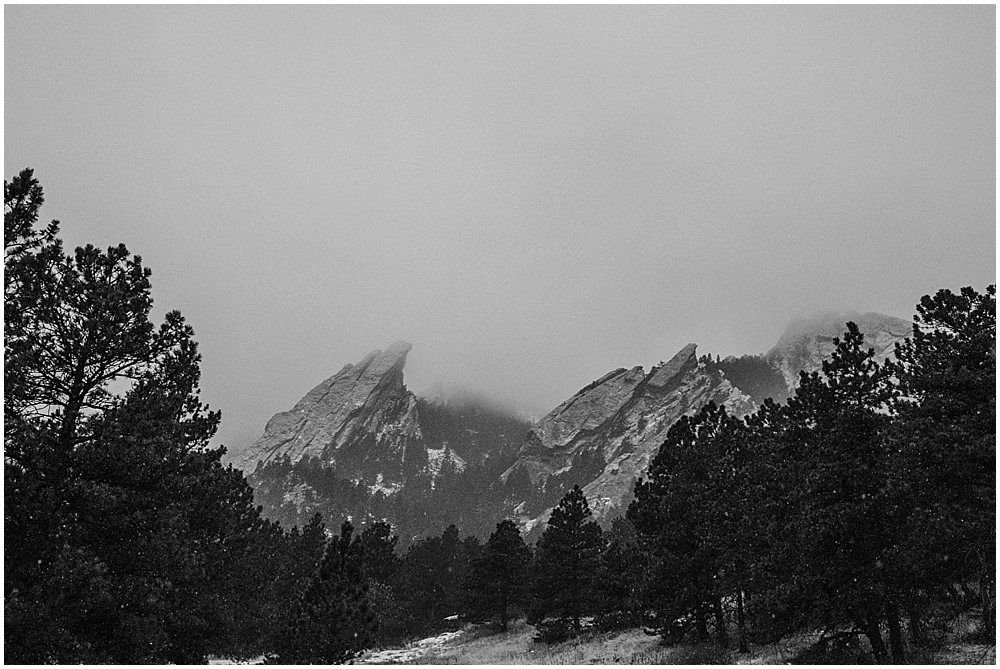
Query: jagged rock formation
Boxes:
[
  {"xmin": 233, "ymin": 341, "xmax": 427, "ymax": 482},
  {"xmin": 510, "ymin": 312, "xmax": 910, "ymax": 534},
  {"xmin": 238, "ymin": 312, "xmax": 912, "ymax": 538},
  {"xmin": 767, "ymin": 312, "xmax": 911, "ymax": 390},
  {"xmin": 507, "ymin": 343, "xmax": 756, "ymax": 533}
]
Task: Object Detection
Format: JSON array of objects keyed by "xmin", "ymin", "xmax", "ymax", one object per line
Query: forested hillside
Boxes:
[
  {"xmin": 247, "ymin": 397, "xmax": 539, "ymax": 543},
  {"xmin": 6, "ymin": 170, "xmax": 993, "ymax": 663}
]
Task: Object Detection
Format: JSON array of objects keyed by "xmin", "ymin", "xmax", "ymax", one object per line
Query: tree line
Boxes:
[
  {"xmin": 478, "ymin": 286, "xmax": 993, "ymax": 662},
  {"xmin": 5, "ymin": 169, "xmax": 992, "ymax": 662},
  {"xmin": 255, "ymin": 280, "xmax": 995, "ymax": 662},
  {"xmin": 5, "ymin": 169, "xmax": 366, "ymax": 662}
]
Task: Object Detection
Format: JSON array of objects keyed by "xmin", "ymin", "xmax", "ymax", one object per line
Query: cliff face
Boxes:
[
  {"xmin": 767, "ymin": 312, "xmax": 911, "ymax": 389},
  {"xmin": 507, "ymin": 343, "xmax": 756, "ymax": 533},
  {"xmin": 233, "ymin": 341, "xmax": 426, "ymax": 482},
  {"xmin": 508, "ymin": 365, "xmax": 647, "ymax": 485}
]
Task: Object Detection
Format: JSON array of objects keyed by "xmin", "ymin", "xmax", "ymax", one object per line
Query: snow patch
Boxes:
[
  {"xmin": 368, "ymin": 473, "xmax": 403, "ymax": 497},
  {"xmin": 426, "ymin": 447, "xmax": 467, "ymax": 479},
  {"xmin": 359, "ymin": 630, "xmax": 464, "ymax": 664}
]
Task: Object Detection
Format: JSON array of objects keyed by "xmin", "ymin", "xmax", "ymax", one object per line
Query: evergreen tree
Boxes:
[
  {"xmin": 741, "ymin": 323, "xmax": 902, "ymax": 660},
  {"xmin": 597, "ymin": 517, "xmax": 647, "ymax": 631},
  {"xmin": 357, "ymin": 520, "xmax": 405, "ymax": 645},
  {"xmin": 463, "ymin": 519, "xmax": 531, "ymax": 631},
  {"xmin": 393, "ymin": 524, "xmax": 479, "ymax": 639},
  {"xmin": 358, "ymin": 520, "xmax": 401, "ymax": 584},
  {"xmin": 628, "ymin": 402, "xmax": 745, "ymax": 645},
  {"xmin": 3, "ymin": 169, "xmax": 298, "ymax": 663},
  {"xmin": 272, "ymin": 521, "xmax": 376, "ymax": 664},
  {"xmin": 888, "ymin": 285, "xmax": 996, "ymax": 640},
  {"xmin": 530, "ymin": 485, "xmax": 605, "ymax": 640}
]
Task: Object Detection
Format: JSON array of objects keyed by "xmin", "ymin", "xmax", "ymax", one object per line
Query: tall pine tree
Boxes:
[
  {"xmin": 744, "ymin": 323, "xmax": 902, "ymax": 660},
  {"xmin": 530, "ymin": 485, "xmax": 605, "ymax": 640},
  {"xmin": 888, "ymin": 285, "xmax": 996, "ymax": 640},
  {"xmin": 463, "ymin": 519, "xmax": 531, "ymax": 632},
  {"xmin": 628, "ymin": 401, "xmax": 745, "ymax": 645},
  {"xmin": 272, "ymin": 521, "xmax": 376, "ymax": 664},
  {"xmin": 4, "ymin": 168, "xmax": 304, "ymax": 663}
]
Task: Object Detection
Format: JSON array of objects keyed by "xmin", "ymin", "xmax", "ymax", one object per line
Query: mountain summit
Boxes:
[
  {"xmin": 506, "ymin": 343, "xmax": 756, "ymax": 533},
  {"xmin": 766, "ymin": 312, "xmax": 911, "ymax": 389},
  {"xmin": 233, "ymin": 341, "xmax": 426, "ymax": 482}
]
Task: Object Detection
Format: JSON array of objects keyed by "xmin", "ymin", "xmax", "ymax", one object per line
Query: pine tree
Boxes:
[
  {"xmin": 597, "ymin": 517, "xmax": 647, "ymax": 631},
  {"xmin": 530, "ymin": 485, "xmax": 605, "ymax": 640},
  {"xmin": 3, "ymin": 169, "xmax": 295, "ymax": 663},
  {"xmin": 357, "ymin": 520, "xmax": 404, "ymax": 645},
  {"xmin": 743, "ymin": 323, "xmax": 902, "ymax": 660},
  {"xmin": 272, "ymin": 521, "xmax": 376, "ymax": 664},
  {"xmin": 628, "ymin": 402, "xmax": 745, "ymax": 645},
  {"xmin": 463, "ymin": 519, "xmax": 531, "ymax": 631},
  {"xmin": 394, "ymin": 524, "xmax": 479, "ymax": 639},
  {"xmin": 358, "ymin": 520, "xmax": 401, "ymax": 584},
  {"xmin": 889, "ymin": 285, "xmax": 996, "ymax": 640}
]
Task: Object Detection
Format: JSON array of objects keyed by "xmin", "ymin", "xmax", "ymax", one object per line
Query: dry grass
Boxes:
[
  {"xmin": 383, "ymin": 614, "xmax": 996, "ymax": 665},
  {"xmin": 413, "ymin": 620, "xmax": 679, "ymax": 665}
]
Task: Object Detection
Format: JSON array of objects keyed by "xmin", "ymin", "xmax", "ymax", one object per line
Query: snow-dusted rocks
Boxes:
[
  {"xmin": 233, "ymin": 341, "xmax": 427, "ymax": 483},
  {"xmin": 505, "ymin": 365, "xmax": 646, "ymax": 485},
  {"xmin": 767, "ymin": 312, "xmax": 911, "ymax": 390},
  {"xmin": 509, "ymin": 343, "xmax": 756, "ymax": 533}
]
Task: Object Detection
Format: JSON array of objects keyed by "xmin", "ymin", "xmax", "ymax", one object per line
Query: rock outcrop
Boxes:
[
  {"xmin": 233, "ymin": 341, "xmax": 427, "ymax": 482},
  {"xmin": 767, "ymin": 312, "xmax": 911, "ymax": 390},
  {"xmin": 507, "ymin": 343, "xmax": 756, "ymax": 533}
]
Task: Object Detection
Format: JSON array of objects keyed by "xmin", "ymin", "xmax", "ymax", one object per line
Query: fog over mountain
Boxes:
[{"xmin": 5, "ymin": 5, "xmax": 994, "ymax": 453}]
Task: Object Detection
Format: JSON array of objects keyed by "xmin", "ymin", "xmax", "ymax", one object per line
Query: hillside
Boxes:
[{"xmin": 357, "ymin": 615, "xmax": 995, "ymax": 665}]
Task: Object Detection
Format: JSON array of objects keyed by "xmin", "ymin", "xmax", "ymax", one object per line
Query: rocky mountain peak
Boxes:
[
  {"xmin": 766, "ymin": 312, "xmax": 911, "ymax": 389},
  {"xmin": 507, "ymin": 342, "xmax": 756, "ymax": 534},
  {"xmin": 233, "ymin": 341, "xmax": 423, "ymax": 479},
  {"xmin": 528, "ymin": 365, "xmax": 646, "ymax": 460},
  {"xmin": 646, "ymin": 342, "xmax": 698, "ymax": 389}
]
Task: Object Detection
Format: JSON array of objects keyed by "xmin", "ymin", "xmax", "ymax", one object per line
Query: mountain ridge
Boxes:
[{"xmin": 238, "ymin": 311, "xmax": 912, "ymax": 539}]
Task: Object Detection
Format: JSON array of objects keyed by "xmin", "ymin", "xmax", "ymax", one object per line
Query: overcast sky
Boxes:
[{"xmin": 6, "ymin": 5, "xmax": 995, "ymax": 453}]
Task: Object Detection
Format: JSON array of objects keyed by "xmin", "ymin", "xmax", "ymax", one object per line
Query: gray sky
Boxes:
[{"xmin": 6, "ymin": 5, "xmax": 995, "ymax": 453}]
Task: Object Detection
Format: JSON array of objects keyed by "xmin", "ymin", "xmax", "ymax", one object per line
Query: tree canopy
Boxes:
[{"xmin": 3, "ymin": 168, "xmax": 345, "ymax": 663}]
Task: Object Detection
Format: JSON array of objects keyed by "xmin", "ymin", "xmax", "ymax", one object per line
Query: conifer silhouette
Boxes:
[
  {"xmin": 530, "ymin": 485, "xmax": 605, "ymax": 639},
  {"xmin": 272, "ymin": 521, "xmax": 376, "ymax": 664}
]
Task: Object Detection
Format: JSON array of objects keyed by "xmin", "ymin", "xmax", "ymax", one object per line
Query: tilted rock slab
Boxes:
[
  {"xmin": 508, "ymin": 343, "xmax": 756, "ymax": 533},
  {"xmin": 233, "ymin": 341, "xmax": 427, "ymax": 481}
]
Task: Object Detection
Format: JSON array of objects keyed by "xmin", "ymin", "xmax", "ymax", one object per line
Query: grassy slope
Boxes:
[
  {"xmin": 410, "ymin": 620, "xmax": 817, "ymax": 665},
  {"xmin": 413, "ymin": 621, "xmax": 671, "ymax": 665},
  {"xmin": 404, "ymin": 616, "xmax": 995, "ymax": 665}
]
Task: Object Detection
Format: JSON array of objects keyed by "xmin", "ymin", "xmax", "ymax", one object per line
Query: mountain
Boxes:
[
  {"xmin": 239, "ymin": 311, "xmax": 912, "ymax": 541},
  {"xmin": 505, "ymin": 311, "xmax": 912, "ymax": 535},
  {"xmin": 233, "ymin": 341, "xmax": 427, "ymax": 483},
  {"xmin": 505, "ymin": 344, "xmax": 756, "ymax": 534},
  {"xmin": 236, "ymin": 342, "xmax": 531, "ymax": 540},
  {"xmin": 766, "ymin": 311, "xmax": 912, "ymax": 389}
]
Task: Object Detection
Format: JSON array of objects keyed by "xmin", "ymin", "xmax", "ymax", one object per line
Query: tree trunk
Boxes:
[
  {"xmin": 885, "ymin": 596, "xmax": 905, "ymax": 663},
  {"xmin": 713, "ymin": 595, "xmax": 728, "ymax": 647},
  {"xmin": 981, "ymin": 571, "xmax": 996, "ymax": 638},
  {"xmin": 695, "ymin": 602, "xmax": 710, "ymax": 642},
  {"xmin": 863, "ymin": 613, "xmax": 886, "ymax": 661},
  {"xmin": 500, "ymin": 601, "xmax": 508, "ymax": 633},
  {"xmin": 736, "ymin": 589, "xmax": 749, "ymax": 653},
  {"xmin": 906, "ymin": 591, "xmax": 927, "ymax": 648}
]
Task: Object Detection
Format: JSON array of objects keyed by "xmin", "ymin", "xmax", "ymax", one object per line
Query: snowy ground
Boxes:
[
  {"xmin": 207, "ymin": 655, "xmax": 264, "ymax": 665},
  {"xmin": 358, "ymin": 630, "xmax": 464, "ymax": 664}
]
